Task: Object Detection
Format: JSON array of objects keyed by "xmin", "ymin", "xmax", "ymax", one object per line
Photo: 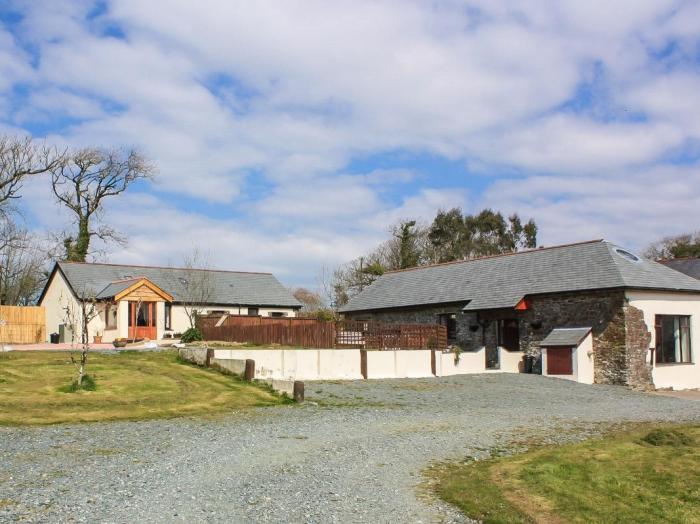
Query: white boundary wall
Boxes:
[
  {"xmin": 365, "ymin": 350, "xmax": 434, "ymax": 379},
  {"xmin": 212, "ymin": 347, "xmax": 524, "ymax": 381},
  {"xmin": 214, "ymin": 349, "xmax": 363, "ymax": 380}
]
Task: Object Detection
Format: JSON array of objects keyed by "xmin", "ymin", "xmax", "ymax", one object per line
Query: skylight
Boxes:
[{"xmin": 615, "ymin": 248, "xmax": 640, "ymax": 263}]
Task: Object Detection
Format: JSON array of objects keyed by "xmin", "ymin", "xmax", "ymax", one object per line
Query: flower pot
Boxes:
[{"xmin": 93, "ymin": 335, "xmax": 103, "ymax": 344}]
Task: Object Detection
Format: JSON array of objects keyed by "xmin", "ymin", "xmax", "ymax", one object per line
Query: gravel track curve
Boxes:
[{"xmin": 2, "ymin": 373, "xmax": 699, "ymax": 523}]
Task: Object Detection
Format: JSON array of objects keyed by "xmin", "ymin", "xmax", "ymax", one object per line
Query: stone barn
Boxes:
[{"xmin": 340, "ymin": 240, "xmax": 700, "ymax": 390}]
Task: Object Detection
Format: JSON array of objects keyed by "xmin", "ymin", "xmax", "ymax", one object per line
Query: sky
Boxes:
[{"xmin": 1, "ymin": 0, "xmax": 699, "ymax": 288}]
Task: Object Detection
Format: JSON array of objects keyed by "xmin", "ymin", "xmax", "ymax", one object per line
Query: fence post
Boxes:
[
  {"xmin": 360, "ymin": 349, "xmax": 368, "ymax": 379},
  {"xmin": 244, "ymin": 359, "xmax": 255, "ymax": 381},
  {"xmin": 205, "ymin": 347, "xmax": 214, "ymax": 367},
  {"xmin": 293, "ymin": 381, "xmax": 304, "ymax": 402},
  {"xmin": 431, "ymin": 349, "xmax": 437, "ymax": 376}
]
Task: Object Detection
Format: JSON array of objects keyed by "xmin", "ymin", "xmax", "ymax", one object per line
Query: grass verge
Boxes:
[
  {"xmin": 0, "ymin": 350, "xmax": 286, "ymax": 425},
  {"xmin": 428, "ymin": 423, "xmax": 700, "ymax": 524}
]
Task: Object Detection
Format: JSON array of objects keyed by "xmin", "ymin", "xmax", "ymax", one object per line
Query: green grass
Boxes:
[
  {"xmin": 429, "ymin": 424, "xmax": 700, "ymax": 524},
  {"xmin": 0, "ymin": 350, "xmax": 286, "ymax": 425}
]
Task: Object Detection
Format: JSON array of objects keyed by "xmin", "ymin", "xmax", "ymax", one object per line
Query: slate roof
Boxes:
[
  {"xmin": 659, "ymin": 258, "xmax": 700, "ymax": 281},
  {"xmin": 44, "ymin": 261, "xmax": 302, "ymax": 308},
  {"xmin": 540, "ymin": 327, "xmax": 592, "ymax": 347},
  {"xmin": 95, "ymin": 279, "xmax": 142, "ymax": 299},
  {"xmin": 340, "ymin": 240, "xmax": 700, "ymax": 313}
]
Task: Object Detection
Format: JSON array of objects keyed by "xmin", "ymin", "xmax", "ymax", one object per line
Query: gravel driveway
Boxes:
[{"xmin": 2, "ymin": 374, "xmax": 700, "ymax": 523}]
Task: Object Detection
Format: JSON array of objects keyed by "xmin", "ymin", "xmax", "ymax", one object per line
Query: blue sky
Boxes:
[{"xmin": 1, "ymin": 0, "xmax": 700, "ymax": 287}]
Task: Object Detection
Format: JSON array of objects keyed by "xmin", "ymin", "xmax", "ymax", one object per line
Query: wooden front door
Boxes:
[
  {"xmin": 546, "ymin": 347, "xmax": 573, "ymax": 375},
  {"xmin": 129, "ymin": 301, "xmax": 157, "ymax": 340}
]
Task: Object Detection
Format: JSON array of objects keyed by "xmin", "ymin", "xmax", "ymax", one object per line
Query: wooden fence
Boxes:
[
  {"xmin": 197, "ymin": 315, "xmax": 447, "ymax": 350},
  {"xmin": 0, "ymin": 305, "xmax": 46, "ymax": 344}
]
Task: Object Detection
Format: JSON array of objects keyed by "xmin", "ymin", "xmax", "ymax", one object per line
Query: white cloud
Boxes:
[
  {"xmin": 623, "ymin": 73, "xmax": 700, "ymax": 137},
  {"xmin": 471, "ymin": 114, "xmax": 685, "ymax": 173},
  {"xmin": 480, "ymin": 164, "xmax": 700, "ymax": 251},
  {"xmin": 2, "ymin": 0, "xmax": 700, "ymax": 283}
]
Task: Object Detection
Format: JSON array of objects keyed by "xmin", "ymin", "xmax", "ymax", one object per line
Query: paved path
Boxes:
[{"xmin": 2, "ymin": 374, "xmax": 699, "ymax": 523}]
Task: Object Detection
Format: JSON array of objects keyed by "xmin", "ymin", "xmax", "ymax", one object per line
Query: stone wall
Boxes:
[
  {"xmin": 344, "ymin": 289, "xmax": 655, "ymax": 388},
  {"xmin": 623, "ymin": 305, "xmax": 653, "ymax": 390},
  {"xmin": 344, "ymin": 303, "xmax": 471, "ymax": 344}
]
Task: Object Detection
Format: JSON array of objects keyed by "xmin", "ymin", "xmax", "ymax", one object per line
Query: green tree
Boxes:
[
  {"xmin": 428, "ymin": 208, "xmax": 468, "ymax": 262},
  {"xmin": 467, "ymin": 209, "xmax": 507, "ymax": 256},
  {"xmin": 395, "ymin": 220, "xmax": 421, "ymax": 269},
  {"xmin": 428, "ymin": 208, "xmax": 538, "ymax": 261},
  {"xmin": 645, "ymin": 231, "xmax": 700, "ymax": 260}
]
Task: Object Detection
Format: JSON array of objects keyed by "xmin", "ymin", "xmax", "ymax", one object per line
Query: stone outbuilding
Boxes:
[{"xmin": 340, "ymin": 240, "xmax": 700, "ymax": 390}]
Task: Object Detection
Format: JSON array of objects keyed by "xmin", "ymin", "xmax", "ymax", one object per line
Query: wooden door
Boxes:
[
  {"xmin": 129, "ymin": 301, "xmax": 157, "ymax": 340},
  {"xmin": 546, "ymin": 347, "xmax": 573, "ymax": 375}
]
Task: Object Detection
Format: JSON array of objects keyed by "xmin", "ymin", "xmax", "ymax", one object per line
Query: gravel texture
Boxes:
[{"xmin": 2, "ymin": 373, "xmax": 700, "ymax": 523}]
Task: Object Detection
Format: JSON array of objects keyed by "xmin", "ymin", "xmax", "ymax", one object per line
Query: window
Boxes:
[
  {"xmin": 655, "ymin": 315, "xmax": 692, "ymax": 364},
  {"xmin": 129, "ymin": 302, "xmax": 155, "ymax": 327},
  {"xmin": 164, "ymin": 303, "xmax": 172, "ymax": 331},
  {"xmin": 437, "ymin": 313, "xmax": 457, "ymax": 341},
  {"xmin": 105, "ymin": 303, "xmax": 117, "ymax": 329},
  {"xmin": 247, "ymin": 307, "xmax": 259, "ymax": 316},
  {"xmin": 497, "ymin": 319, "xmax": 520, "ymax": 351},
  {"xmin": 269, "ymin": 311, "xmax": 287, "ymax": 318},
  {"xmin": 614, "ymin": 248, "xmax": 641, "ymax": 263}
]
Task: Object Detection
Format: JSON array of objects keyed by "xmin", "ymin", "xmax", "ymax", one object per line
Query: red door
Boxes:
[
  {"xmin": 547, "ymin": 347, "xmax": 573, "ymax": 375},
  {"xmin": 129, "ymin": 302, "xmax": 157, "ymax": 340}
]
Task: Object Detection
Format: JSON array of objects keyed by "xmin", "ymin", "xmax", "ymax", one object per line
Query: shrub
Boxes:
[
  {"xmin": 180, "ymin": 327, "xmax": 203, "ymax": 343},
  {"xmin": 58, "ymin": 374, "xmax": 97, "ymax": 393},
  {"xmin": 642, "ymin": 428, "xmax": 694, "ymax": 447},
  {"xmin": 313, "ymin": 309, "xmax": 338, "ymax": 322}
]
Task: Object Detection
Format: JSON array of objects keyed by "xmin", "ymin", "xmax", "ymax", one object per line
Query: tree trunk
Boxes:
[
  {"xmin": 72, "ymin": 215, "xmax": 90, "ymax": 262},
  {"xmin": 77, "ymin": 357, "xmax": 85, "ymax": 387}
]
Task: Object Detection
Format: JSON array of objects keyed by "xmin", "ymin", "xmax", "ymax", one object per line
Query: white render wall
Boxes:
[
  {"xmin": 364, "ymin": 350, "xmax": 434, "ymax": 379},
  {"xmin": 213, "ymin": 348, "xmax": 522, "ymax": 381},
  {"xmin": 214, "ymin": 349, "xmax": 363, "ymax": 380},
  {"xmin": 499, "ymin": 348, "xmax": 525, "ymax": 373},
  {"xmin": 626, "ymin": 290, "xmax": 700, "ymax": 390},
  {"xmin": 40, "ymin": 271, "xmax": 104, "ymax": 344}
]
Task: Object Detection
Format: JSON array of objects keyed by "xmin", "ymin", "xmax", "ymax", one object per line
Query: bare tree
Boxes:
[
  {"xmin": 292, "ymin": 287, "xmax": 323, "ymax": 312},
  {"xmin": 50, "ymin": 147, "xmax": 155, "ymax": 262},
  {"xmin": 0, "ymin": 222, "xmax": 47, "ymax": 305},
  {"xmin": 61, "ymin": 289, "xmax": 98, "ymax": 389},
  {"xmin": 0, "ymin": 135, "xmax": 64, "ymax": 212},
  {"xmin": 316, "ymin": 265, "xmax": 336, "ymax": 309},
  {"xmin": 180, "ymin": 248, "xmax": 214, "ymax": 329}
]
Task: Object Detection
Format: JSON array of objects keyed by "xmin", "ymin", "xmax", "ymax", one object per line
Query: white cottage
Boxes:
[{"xmin": 38, "ymin": 261, "xmax": 302, "ymax": 343}]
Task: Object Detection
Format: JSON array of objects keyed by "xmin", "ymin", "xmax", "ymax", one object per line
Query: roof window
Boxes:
[{"xmin": 615, "ymin": 248, "xmax": 640, "ymax": 263}]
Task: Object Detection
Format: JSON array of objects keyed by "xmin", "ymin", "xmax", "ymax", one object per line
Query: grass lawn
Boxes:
[
  {"xmin": 429, "ymin": 424, "xmax": 700, "ymax": 524},
  {"xmin": 0, "ymin": 350, "xmax": 287, "ymax": 425}
]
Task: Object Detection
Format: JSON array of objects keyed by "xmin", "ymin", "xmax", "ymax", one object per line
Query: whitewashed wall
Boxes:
[
  {"xmin": 39, "ymin": 271, "xmax": 103, "ymax": 344},
  {"xmin": 626, "ymin": 290, "xmax": 700, "ymax": 390},
  {"xmin": 214, "ymin": 349, "xmax": 363, "ymax": 380}
]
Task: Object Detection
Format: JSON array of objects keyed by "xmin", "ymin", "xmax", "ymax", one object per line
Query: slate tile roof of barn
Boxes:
[
  {"xmin": 48, "ymin": 261, "xmax": 302, "ymax": 308},
  {"xmin": 539, "ymin": 327, "xmax": 592, "ymax": 347},
  {"xmin": 339, "ymin": 240, "xmax": 700, "ymax": 313},
  {"xmin": 659, "ymin": 257, "xmax": 700, "ymax": 281}
]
